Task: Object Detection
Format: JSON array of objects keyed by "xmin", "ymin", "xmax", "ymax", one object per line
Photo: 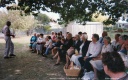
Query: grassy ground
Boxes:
[{"xmin": 0, "ymin": 36, "xmax": 68, "ymax": 80}]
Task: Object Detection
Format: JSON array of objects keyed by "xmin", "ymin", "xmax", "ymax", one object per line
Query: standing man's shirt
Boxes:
[
  {"xmin": 2, "ymin": 25, "xmax": 12, "ymax": 37},
  {"xmin": 86, "ymin": 41, "xmax": 102, "ymax": 57}
]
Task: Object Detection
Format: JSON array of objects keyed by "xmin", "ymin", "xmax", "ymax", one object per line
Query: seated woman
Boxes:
[
  {"xmin": 52, "ymin": 38, "xmax": 66, "ymax": 65},
  {"xmin": 32, "ymin": 33, "xmax": 40, "ymax": 53},
  {"xmin": 90, "ymin": 36, "xmax": 113, "ymax": 79},
  {"xmin": 43, "ymin": 36, "xmax": 52, "ymax": 53},
  {"xmin": 36, "ymin": 34, "xmax": 45, "ymax": 54},
  {"xmin": 70, "ymin": 34, "xmax": 90, "ymax": 67},
  {"xmin": 53, "ymin": 33, "xmax": 73, "ymax": 66},
  {"xmin": 65, "ymin": 34, "xmax": 82, "ymax": 67},
  {"xmin": 29, "ymin": 33, "xmax": 37, "ymax": 50},
  {"xmin": 43, "ymin": 37, "xmax": 61, "ymax": 57}
]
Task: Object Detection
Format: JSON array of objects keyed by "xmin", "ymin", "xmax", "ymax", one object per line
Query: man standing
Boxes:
[{"xmin": 2, "ymin": 21, "xmax": 16, "ymax": 59}]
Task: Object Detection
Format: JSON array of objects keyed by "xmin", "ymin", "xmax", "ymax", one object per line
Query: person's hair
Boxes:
[
  {"xmin": 115, "ymin": 34, "xmax": 121, "ymax": 37},
  {"xmin": 55, "ymin": 32, "xmax": 57, "ymax": 35},
  {"xmin": 48, "ymin": 36, "xmax": 51, "ymax": 39},
  {"xmin": 51, "ymin": 31, "xmax": 55, "ymax": 34},
  {"xmin": 40, "ymin": 33, "xmax": 44, "ymax": 37},
  {"xmin": 66, "ymin": 32, "xmax": 69, "ymax": 34},
  {"xmin": 58, "ymin": 32, "xmax": 60, "ymax": 36},
  {"xmin": 93, "ymin": 34, "xmax": 99, "ymax": 41},
  {"xmin": 120, "ymin": 35, "xmax": 128, "ymax": 41},
  {"xmin": 61, "ymin": 38, "xmax": 65, "ymax": 42},
  {"xmin": 68, "ymin": 33, "xmax": 72, "ymax": 37},
  {"xmin": 83, "ymin": 32, "xmax": 87, "ymax": 34},
  {"xmin": 78, "ymin": 31, "xmax": 82, "ymax": 35},
  {"xmin": 6, "ymin": 21, "xmax": 11, "ymax": 26},
  {"xmin": 60, "ymin": 31, "xmax": 62, "ymax": 35},
  {"xmin": 57, "ymin": 37, "xmax": 61, "ymax": 40},
  {"xmin": 103, "ymin": 36, "xmax": 111, "ymax": 44},
  {"xmin": 82, "ymin": 34, "xmax": 88, "ymax": 40},
  {"xmin": 102, "ymin": 31, "xmax": 108, "ymax": 37},
  {"xmin": 102, "ymin": 52, "xmax": 125, "ymax": 73},
  {"xmin": 75, "ymin": 34, "xmax": 80, "ymax": 39}
]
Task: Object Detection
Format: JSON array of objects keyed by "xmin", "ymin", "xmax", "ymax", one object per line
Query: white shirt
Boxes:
[
  {"xmin": 79, "ymin": 42, "xmax": 84, "ymax": 55},
  {"xmin": 101, "ymin": 44, "xmax": 113, "ymax": 53},
  {"xmin": 86, "ymin": 41, "xmax": 102, "ymax": 57},
  {"xmin": 45, "ymin": 39, "xmax": 52, "ymax": 46},
  {"xmin": 37, "ymin": 37, "xmax": 45, "ymax": 43},
  {"xmin": 2, "ymin": 25, "xmax": 12, "ymax": 36},
  {"xmin": 111, "ymin": 41, "xmax": 120, "ymax": 49}
]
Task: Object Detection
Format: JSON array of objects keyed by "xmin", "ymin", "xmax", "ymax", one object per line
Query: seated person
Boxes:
[
  {"xmin": 29, "ymin": 33, "xmax": 37, "ymax": 50},
  {"xmin": 78, "ymin": 34, "xmax": 91, "ymax": 66},
  {"xmin": 65, "ymin": 34, "xmax": 81, "ymax": 67},
  {"xmin": 52, "ymin": 38, "xmax": 66, "ymax": 66},
  {"xmin": 99, "ymin": 31, "xmax": 108, "ymax": 45},
  {"xmin": 36, "ymin": 34, "xmax": 45, "ymax": 54},
  {"xmin": 83, "ymin": 34, "xmax": 102, "ymax": 72},
  {"xmin": 32, "ymin": 33, "xmax": 40, "ymax": 53},
  {"xmin": 102, "ymin": 52, "xmax": 128, "ymax": 80},
  {"xmin": 51, "ymin": 31, "xmax": 56, "ymax": 42},
  {"xmin": 43, "ymin": 36, "xmax": 52, "ymax": 52},
  {"xmin": 53, "ymin": 33, "xmax": 73, "ymax": 66},
  {"xmin": 124, "ymin": 36, "xmax": 128, "ymax": 68},
  {"xmin": 70, "ymin": 34, "xmax": 90, "ymax": 67},
  {"xmin": 43, "ymin": 37, "xmax": 61, "ymax": 57},
  {"xmin": 111, "ymin": 34, "xmax": 121, "ymax": 52},
  {"xmin": 90, "ymin": 36, "xmax": 113, "ymax": 79},
  {"xmin": 118, "ymin": 35, "xmax": 128, "ymax": 55}
]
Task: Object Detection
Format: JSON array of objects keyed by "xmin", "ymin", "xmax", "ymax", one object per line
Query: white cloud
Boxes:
[{"xmin": 40, "ymin": 11, "xmax": 60, "ymax": 21}]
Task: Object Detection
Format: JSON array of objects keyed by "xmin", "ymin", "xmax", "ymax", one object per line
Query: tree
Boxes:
[
  {"xmin": 0, "ymin": 10, "xmax": 37, "ymax": 31},
  {"xmin": 1, "ymin": 0, "xmax": 128, "ymax": 25},
  {"xmin": 36, "ymin": 13, "xmax": 50, "ymax": 25}
]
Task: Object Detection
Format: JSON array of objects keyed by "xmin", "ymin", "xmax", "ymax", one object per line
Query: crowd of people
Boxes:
[
  {"xmin": 29, "ymin": 31, "xmax": 128, "ymax": 79},
  {"xmin": 2, "ymin": 21, "xmax": 128, "ymax": 79}
]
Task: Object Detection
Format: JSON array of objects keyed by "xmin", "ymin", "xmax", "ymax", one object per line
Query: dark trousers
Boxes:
[
  {"xmin": 83, "ymin": 57, "xmax": 93, "ymax": 72},
  {"xmin": 78, "ymin": 57, "xmax": 85, "ymax": 67}
]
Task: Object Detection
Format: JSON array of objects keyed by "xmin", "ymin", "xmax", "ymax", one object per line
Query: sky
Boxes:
[
  {"xmin": 0, "ymin": 0, "xmax": 60, "ymax": 21},
  {"xmin": 40, "ymin": 11, "xmax": 60, "ymax": 21}
]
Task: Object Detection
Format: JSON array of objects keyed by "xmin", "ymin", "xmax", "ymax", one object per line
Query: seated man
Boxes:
[
  {"xmin": 90, "ymin": 36, "xmax": 113, "ymax": 79},
  {"xmin": 118, "ymin": 35, "xmax": 128, "ymax": 55},
  {"xmin": 83, "ymin": 34, "xmax": 102, "ymax": 72},
  {"xmin": 111, "ymin": 34, "xmax": 121, "ymax": 52},
  {"xmin": 99, "ymin": 31, "xmax": 108, "ymax": 45},
  {"xmin": 102, "ymin": 52, "xmax": 128, "ymax": 80}
]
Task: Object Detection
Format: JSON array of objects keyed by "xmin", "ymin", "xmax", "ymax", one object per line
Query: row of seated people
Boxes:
[{"xmin": 29, "ymin": 31, "xmax": 128, "ymax": 79}]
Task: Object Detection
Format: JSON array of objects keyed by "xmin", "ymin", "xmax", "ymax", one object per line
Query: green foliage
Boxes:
[
  {"xmin": 0, "ymin": 10, "xmax": 37, "ymax": 31},
  {"xmin": 1, "ymin": 0, "xmax": 128, "ymax": 25},
  {"xmin": 43, "ymin": 25, "xmax": 51, "ymax": 31},
  {"xmin": 36, "ymin": 13, "xmax": 50, "ymax": 25}
]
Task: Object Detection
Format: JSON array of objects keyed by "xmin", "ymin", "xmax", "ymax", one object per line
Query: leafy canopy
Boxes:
[{"xmin": 0, "ymin": 0, "xmax": 128, "ymax": 25}]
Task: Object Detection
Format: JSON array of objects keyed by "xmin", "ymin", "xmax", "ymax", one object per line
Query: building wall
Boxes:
[{"xmin": 65, "ymin": 22, "xmax": 103, "ymax": 40}]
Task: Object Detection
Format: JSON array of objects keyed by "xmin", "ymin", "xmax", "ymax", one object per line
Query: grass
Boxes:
[{"xmin": 0, "ymin": 36, "xmax": 67, "ymax": 80}]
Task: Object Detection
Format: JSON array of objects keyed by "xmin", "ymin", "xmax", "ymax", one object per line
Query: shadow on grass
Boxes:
[{"xmin": 0, "ymin": 43, "xmax": 67, "ymax": 80}]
